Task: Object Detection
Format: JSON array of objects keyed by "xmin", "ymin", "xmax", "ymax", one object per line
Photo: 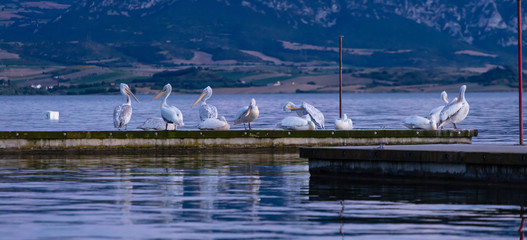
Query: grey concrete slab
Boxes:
[
  {"xmin": 322, "ymin": 144, "xmax": 527, "ymax": 154},
  {"xmin": 301, "ymin": 144, "xmax": 527, "ymax": 183}
]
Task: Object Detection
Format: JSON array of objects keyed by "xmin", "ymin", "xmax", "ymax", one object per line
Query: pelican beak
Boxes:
[
  {"xmin": 287, "ymin": 105, "xmax": 303, "ymax": 111},
  {"xmin": 125, "ymin": 88, "xmax": 140, "ymax": 103},
  {"xmin": 191, "ymin": 91, "xmax": 207, "ymax": 107},
  {"xmin": 244, "ymin": 105, "xmax": 252, "ymax": 117},
  {"xmin": 151, "ymin": 90, "xmax": 165, "ymax": 101}
]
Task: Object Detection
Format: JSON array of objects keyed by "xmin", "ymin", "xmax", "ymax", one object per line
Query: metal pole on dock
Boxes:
[
  {"xmin": 518, "ymin": 0, "xmax": 524, "ymax": 145},
  {"xmin": 339, "ymin": 36, "xmax": 343, "ymax": 118}
]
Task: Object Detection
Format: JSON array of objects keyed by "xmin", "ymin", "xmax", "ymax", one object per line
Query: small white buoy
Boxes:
[{"xmin": 45, "ymin": 111, "xmax": 59, "ymax": 120}]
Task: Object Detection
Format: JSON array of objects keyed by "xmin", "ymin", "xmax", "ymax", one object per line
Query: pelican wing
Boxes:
[
  {"xmin": 302, "ymin": 102, "xmax": 325, "ymax": 129},
  {"xmin": 200, "ymin": 104, "xmax": 218, "ymax": 121},
  {"xmin": 439, "ymin": 101, "xmax": 463, "ymax": 123},
  {"xmin": 427, "ymin": 105, "xmax": 444, "ymax": 125},
  {"xmin": 233, "ymin": 106, "xmax": 249, "ymax": 125},
  {"xmin": 114, "ymin": 104, "xmax": 132, "ymax": 128},
  {"xmin": 428, "ymin": 105, "xmax": 444, "ymax": 117},
  {"xmin": 113, "ymin": 105, "xmax": 123, "ymax": 128},
  {"xmin": 162, "ymin": 105, "xmax": 184, "ymax": 126}
]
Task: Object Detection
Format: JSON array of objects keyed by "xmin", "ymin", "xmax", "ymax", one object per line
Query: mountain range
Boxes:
[{"xmin": 0, "ymin": 0, "xmax": 525, "ymax": 68}]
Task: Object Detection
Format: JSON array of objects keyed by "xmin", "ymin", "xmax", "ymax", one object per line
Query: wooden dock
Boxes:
[
  {"xmin": 301, "ymin": 144, "xmax": 527, "ymax": 184},
  {"xmin": 0, "ymin": 130, "xmax": 477, "ymax": 154}
]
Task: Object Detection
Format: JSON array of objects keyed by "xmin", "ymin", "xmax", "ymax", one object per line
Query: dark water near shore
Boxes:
[
  {"xmin": 0, "ymin": 153, "xmax": 525, "ymax": 239},
  {"xmin": 0, "ymin": 92, "xmax": 525, "ymax": 239}
]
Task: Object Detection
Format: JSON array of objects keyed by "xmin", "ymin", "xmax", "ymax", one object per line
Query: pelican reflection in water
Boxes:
[
  {"xmin": 151, "ymin": 83, "xmax": 184, "ymax": 130},
  {"xmin": 113, "ymin": 83, "xmax": 140, "ymax": 130}
]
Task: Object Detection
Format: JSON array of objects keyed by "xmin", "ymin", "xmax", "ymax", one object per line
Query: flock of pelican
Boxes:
[
  {"xmin": 114, "ymin": 83, "xmax": 469, "ymax": 131},
  {"xmin": 113, "ymin": 83, "xmax": 260, "ymax": 131},
  {"xmin": 402, "ymin": 85, "xmax": 470, "ymax": 130}
]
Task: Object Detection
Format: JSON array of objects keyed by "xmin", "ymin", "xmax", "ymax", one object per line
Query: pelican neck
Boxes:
[
  {"xmin": 161, "ymin": 91, "xmax": 170, "ymax": 107},
  {"xmin": 124, "ymin": 92, "xmax": 131, "ymax": 105}
]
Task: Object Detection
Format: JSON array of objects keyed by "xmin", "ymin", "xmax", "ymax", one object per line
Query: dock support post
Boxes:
[
  {"xmin": 339, "ymin": 35, "xmax": 343, "ymax": 118},
  {"xmin": 519, "ymin": 0, "xmax": 524, "ymax": 145}
]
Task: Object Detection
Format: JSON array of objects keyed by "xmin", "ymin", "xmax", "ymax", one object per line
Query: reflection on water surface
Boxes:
[{"xmin": 0, "ymin": 153, "xmax": 524, "ymax": 239}]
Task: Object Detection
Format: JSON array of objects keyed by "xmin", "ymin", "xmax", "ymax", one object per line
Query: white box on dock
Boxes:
[{"xmin": 45, "ymin": 111, "xmax": 59, "ymax": 120}]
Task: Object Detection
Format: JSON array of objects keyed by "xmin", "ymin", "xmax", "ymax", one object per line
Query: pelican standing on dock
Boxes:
[
  {"xmin": 191, "ymin": 86, "xmax": 218, "ymax": 121},
  {"xmin": 234, "ymin": 98, "xmax": 259, "ymax": 130},
  {"xmin": 438, "ymin": 85, "xmax": 469, "ymax": 129},
  {"xmin": 152, "ymin": 83, "xmax": 184, "ymax": 130},
  {"xmin": 335, "ymin": 114, "xmax": 353, "ymax": 130},
  {"xmin": 277, "ymin": 115, "xmax": 316, "ymax": 130},
  {"xmin": 283, "ymin": 101, "xmax": 325, "ymax": 129},
  {"xmin": 113, "ymin": 83, "xmax": 140, "ymax": 130}
]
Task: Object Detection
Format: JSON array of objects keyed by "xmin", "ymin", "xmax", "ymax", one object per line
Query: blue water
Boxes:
[
  {"xmin": 0, "ymin": 153, "xmax": 524, "ymax": 240},
  {"xmin": 0, "ymin": 92, "xmax": 525, "ymax": 239},
  {"xmin": 0, "ymin": 92, "xmax": 522, "ymax": 143}
]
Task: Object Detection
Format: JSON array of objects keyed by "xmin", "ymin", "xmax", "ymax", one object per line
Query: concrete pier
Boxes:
[
  {"xmin": 301, "ymin": 144, "xmax": 527, "ymax": 183},
  {"xmin": 0, "ymin": 130, "xmax": 476, "ymax": 154}
]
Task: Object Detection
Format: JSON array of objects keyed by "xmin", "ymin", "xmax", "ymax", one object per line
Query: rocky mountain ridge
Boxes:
[{"xmin": 0, "ymin": 0, "xmax": 524, "ymax": 67}]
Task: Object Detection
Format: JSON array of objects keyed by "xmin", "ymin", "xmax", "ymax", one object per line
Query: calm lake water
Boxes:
[
  {"xmin": 0, "ymin": 92, "xmax": 523, "ymax": 143},
  {"xmin": 0, "ymin": 92, "xmax": 525, "ymax": 239}
]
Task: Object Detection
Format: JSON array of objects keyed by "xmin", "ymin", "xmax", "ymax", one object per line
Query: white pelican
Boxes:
[
  {"xmin": 335, "ymin": 114, "xmax": 353, "ymax": 130},
  {"xmin": 191, "ymin": 86, "xmax": 218, "ymax": 121},
  {"xmin": 283, "ymin": 101, "xmax": 325, "ymax": 129},
  {"xmin": 233, "ymin": 98, "xmax": 259, "ymax": 130},
  {"xmin": 198, "ymin": 116, "xmax": 230, "ymax": 130},
  {"xmin": 427, "ymin": 91, "xmax": 449, "ymax": 127},
  {"xmin": 277, "ymin": 115, "xmax": 316, "ymax": 130},
  {"xmin": 151, "ymin": 83, "xmax": 184, "ymax": 130},
  {"xmin": 113, "ymin": 83, "xmax": 140, "ymax": 130},
  {"xmin": 137, "ymin": 117, "xmax": 176, "ymax": 130},
  {"xmin": 402, "ymin": 115, "xmax": 437, "ymax": 130},
  {"xmin": 438, "ymin": 85, "xmax": 469, "ymax": 129}
]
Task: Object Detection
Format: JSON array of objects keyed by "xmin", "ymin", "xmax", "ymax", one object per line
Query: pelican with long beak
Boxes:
[
  {"xmin": 191, "ymin": 86, "xmax": 218, "ymax": 121},
  {"xmin": 152, "ymin": 83, "xmax": 184, "ymax": 130},
  {"xmin": 438, "ymin": 85, "xmax": 469, "ymax": 129},
  {"xmin": 234, "ymin": 98, "xmax": 259, "ymax": 130},
  {"xmin": 113, "ymin": 83, "xmax": 140, "ymax": 130},
  {"xmin": 283, "ymin": 101, "xmax": 325, "ymax": 129}
]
